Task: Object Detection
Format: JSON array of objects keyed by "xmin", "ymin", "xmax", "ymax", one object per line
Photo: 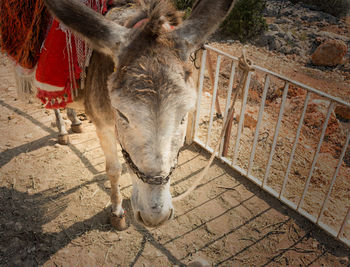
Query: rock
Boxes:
[
  {"xmin": 255, "ymin": 32, "xmax": 277, "ymax": 47},
  {"xmin": 300, "ymin": 14, "xmax": 320, "ymax": 23},
  {"xmin": 264, "ymin": 1, "xmax": 286, "ymax": 17},
  {"xmin": 335, "ymin": 105, "xmax": 350, "ymax": 121},
  {"xmin": 307, "ymin": 31, "xmax": 317, "ymax": 39},
  {"xmin": 14, "ymin": 222, "xmax": 22, "ymax": 231},
  {"xmin": 284, "ymin": 31, "xmax": 295, "ymax": 42},
  {"xmin": 104, "ymin": 180, "xmax": 111, "ymax": 189},
  {"xmin": 311, "ymin": 40, "xmax": 347, "ymax": 67},
  {"xmin": 318, "ymin": 31, "xmax": 350, "ymax": 43},
  {"xmin": 268, "ymin": 23, "xmax": 281, "ymax": 32},
  {"xmin": 188, "ymin": 257, "xmax": 210, "ymax": 267},
  {"xmin": 282, "ymin": 46, "xmax": 293, "ymax": 54},
  {"xmin": 316, "ymin": 21, "xmax": 327, "ymax": 28},
  {"xmin": 269, "ymin": 38, "xmax": 282, "ymax": 51},
  {"xmin": 281, "ymin": 7, "xmax": 294, "ymax": 17},
  {"xmin": 25, "ymin": 133, "xmax": 33, "ymax": 139},
  {"xmin": 275, "ymin": 18, "xmax": 291, "ymax": 24},
  {"xmin": 291, "ymin": 47, "xmax": 304, "ymax": 56},
  {"xmin": 276, "ymin": 31, "xmax": 285, "ymax": 38},
  {"xmin": 11, "ymin": 237, "xmax": 24, "ymax": 248}
]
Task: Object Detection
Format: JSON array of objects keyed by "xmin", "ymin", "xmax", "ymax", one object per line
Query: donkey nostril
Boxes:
[
  {"xmin": 137, "ymin": 211, "xmax": 144, "ymax": 224},
  {"xmin": 151, "ymin": 204, "xmax": 163, "ymax": 212}
]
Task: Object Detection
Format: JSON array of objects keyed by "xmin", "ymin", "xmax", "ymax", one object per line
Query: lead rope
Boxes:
[{"xmin": 173, "ymin": 50, "xmax": 255, "ymax": 202}]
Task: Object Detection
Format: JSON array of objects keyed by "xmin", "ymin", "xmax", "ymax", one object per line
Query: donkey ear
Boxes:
[
  {"xmin": 170, "ymin": 0, "xmax": 238, "ymax": 60},
  {"xmin": 44, "ymin": 0, "xmax": 131, "ymax": 55}
]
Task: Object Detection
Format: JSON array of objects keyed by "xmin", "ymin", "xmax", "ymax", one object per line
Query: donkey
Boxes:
[{"xmin": 43, "ymin": 0, "xmax": 237, "ymax": 230}]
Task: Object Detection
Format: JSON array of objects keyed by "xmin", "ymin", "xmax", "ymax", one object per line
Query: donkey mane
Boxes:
[
  {"xmin": 110, "ymin": 0, "xmax": 186, "ymax": 102},
  {"xmin": 145, "ymin": 0, "xmax": 182, "ymax": 35}
]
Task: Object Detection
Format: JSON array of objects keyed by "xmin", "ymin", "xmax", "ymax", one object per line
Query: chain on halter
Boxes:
[
  {"xmin": 117, "ymin": 50, "xmax": 254, "ymax": 193},
  {"xmin": 190, "ymin": 45, "xmax": 205, "ymax": 69},
  {"xmin": 121, "ymin": 147, "xmax": 176, "ymax": 185}
]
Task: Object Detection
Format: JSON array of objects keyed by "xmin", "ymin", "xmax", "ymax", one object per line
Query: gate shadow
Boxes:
[
  {"xmin": 0, "ymin": 100, "xmax": 186, "ymax": 266},
  {"xmin": 181, "ymin": 145, "xmax": 350, "ymax": 266},
  {"xmin": 0, "ymin": 180, "xmax": 186, "ymax": 266},
  {"xmin": 1, "ymin": 99, "xmax": 349, "ymax": 266}
]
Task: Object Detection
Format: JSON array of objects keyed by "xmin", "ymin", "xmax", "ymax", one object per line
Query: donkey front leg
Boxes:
[
  {"xmin": 67, "ymin": 108, "xmax": 83, "ymax": 133},
  {"xmin": 54, "ymin": 109, "xmax": 69, "ymax": 145},
  {"xmin": 96, "ymin": 126, "xmax": 127, "ymax": 230}
]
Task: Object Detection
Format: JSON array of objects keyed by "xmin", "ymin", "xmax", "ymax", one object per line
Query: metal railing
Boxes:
[{"xmin": 189, "ymin": 44, "xmax": 350, "ymax": 247}]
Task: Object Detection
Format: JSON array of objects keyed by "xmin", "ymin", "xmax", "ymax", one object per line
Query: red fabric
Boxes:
[
  {"xmin": 35, "ymin": 1, "xmax": 108, "ymax": 109},
  {"xmin": 35, "ymin": 20, "xmax": 81, "ymax": 109}
]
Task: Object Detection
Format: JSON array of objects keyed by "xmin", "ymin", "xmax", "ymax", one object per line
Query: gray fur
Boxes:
[{"xmin": 44, "ymin": 0, "xmax": 238, "ymax": 228}]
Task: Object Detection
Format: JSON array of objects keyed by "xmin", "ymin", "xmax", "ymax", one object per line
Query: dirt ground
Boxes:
[
  {"xmin": 1, "ymin": 46, "xmax": 350, "ymax": 267},
  {"xmin": 196, "ymin": 41, "xmax": 350, "ymax": 244}
]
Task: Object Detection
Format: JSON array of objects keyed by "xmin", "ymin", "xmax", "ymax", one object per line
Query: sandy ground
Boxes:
[
  {"xmin": 1, "ymin": 48, "xmax": 350, "ymax": 267},
  {"xmin": 195, "ymin": 43, "xmax": 350, "ymax": 241}
]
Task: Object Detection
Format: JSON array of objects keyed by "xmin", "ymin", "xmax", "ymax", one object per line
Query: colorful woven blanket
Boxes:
[
  {"xmin": 0, "ymin": 0, "xmax": 50, "ymax": 69},
  {"xmin": 0, "ymin": 0, "xmax": 108, "ymax": 109}
]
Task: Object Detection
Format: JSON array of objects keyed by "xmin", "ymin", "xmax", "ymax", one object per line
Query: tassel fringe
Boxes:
[{"xmin": 13, "ymin": 64, "xmax": 37, "ymax": 102}]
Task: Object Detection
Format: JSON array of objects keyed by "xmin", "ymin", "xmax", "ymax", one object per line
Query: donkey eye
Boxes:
[{"xmin": 116, "ymin": 109, "xmax": 129, "ymax": 124}]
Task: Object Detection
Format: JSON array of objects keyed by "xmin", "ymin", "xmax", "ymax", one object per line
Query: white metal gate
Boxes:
[{"xmin": 189, "ymin": 45, "xmax": 350, "ymax": 247}]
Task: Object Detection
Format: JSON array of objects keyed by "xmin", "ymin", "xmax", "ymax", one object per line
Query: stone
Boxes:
[
  {"xmin": 318, "ymin": 31, "xmax": 350, "ymax": 42},
  {"xmin": 255, "ymin": 32, "xmax": 277, "ymax": 47},
  {"xmin": 316, "ymin": 21, "xmax": 327, "ymax": 28},
  {"xmin": 268, "ymin": 23, "xmax": 281, "ymax": 32},
  {"xmin": 301, "ymin": 14, "xmax": 320, "ymax": 23},
  {"xmin": 291, "ymin": 47, "xmax": 303, "ymax": 56},
  {"xmin": 25, "ymin": 133, "xmax": 33, "ymax": 139},
  {"xmin": 276, "ymin": 31, "xmax": 285, "ymax": 38},
  {"xmin": 311, "ymin": 40, "xmax": 347, "ymax": 67},
  {"xmin": 275, "ymin": 18, "xmax": 291, "ymax": 24},
  {"xmin": 335, "ymin": 105, "xmax": 350, "ymax": 121},
  {"xmin": 188, "ymin": 257, "xmax": 210, "ymax": 267},
  {"xmin": 269, "ymin": 38, "xmax": 282, "ymax": 51},
  {"xmin": 104, "ymin": 180, "xmax": 111, "ymax": 189},
  {"xmin": 280, "ymin": 46, "xmax": 292, "ymax": 55},
  {"xmin": 14, "ymin": 222, "xmax": 22, "ymax": 231},
  {"xmin": 285, "ymin": 31, "xmax": 295, "ymax": 42},
  {"xmin": 281, "ymin": 7, "xmax": 294, "ymax": 17}
]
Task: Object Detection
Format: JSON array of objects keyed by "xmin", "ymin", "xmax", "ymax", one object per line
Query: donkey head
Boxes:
[{"xmin": 44, "ymin": 0, "xmax": 237, "ymax": 227}]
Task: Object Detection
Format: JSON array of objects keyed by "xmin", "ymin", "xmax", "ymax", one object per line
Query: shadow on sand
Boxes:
[{"xmin": 0, "ymin": 99, "xmax": 349, "ymax": 267}]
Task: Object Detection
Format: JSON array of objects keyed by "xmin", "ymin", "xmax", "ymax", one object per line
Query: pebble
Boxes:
[
  {"xmin": 25, "ymin": 133, "xmax": 33, "ymax": 139},
  {"xmin": 188, "ymin": 257, "xmax": 210, "ymax": 267},
  {"xmin": 14, "ymin": 222, "xmax": 23, "ymax": 231},
  {"xmin": 104, "ymin": 180, "xmax": 111, "ymax": 189},
  {"xmin": 11, "ymin": 237, "xmax": 23, "ymax": 247},
  {"xmin": 256, "ymin": 0, "xmax": 348, "ymax": 61}
]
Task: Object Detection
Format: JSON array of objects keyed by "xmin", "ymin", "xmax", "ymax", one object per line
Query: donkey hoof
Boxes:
[
  {"xmin": 58, "ymin": 134, "xmax": 69, "ymax": 145},
  {"xmin": 110, "ymin": 214, "xmax": 128, "ymax": 231},
  {"xmin": 71, "ymin": 124, "xmax": 83, "ymax": 133}
]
